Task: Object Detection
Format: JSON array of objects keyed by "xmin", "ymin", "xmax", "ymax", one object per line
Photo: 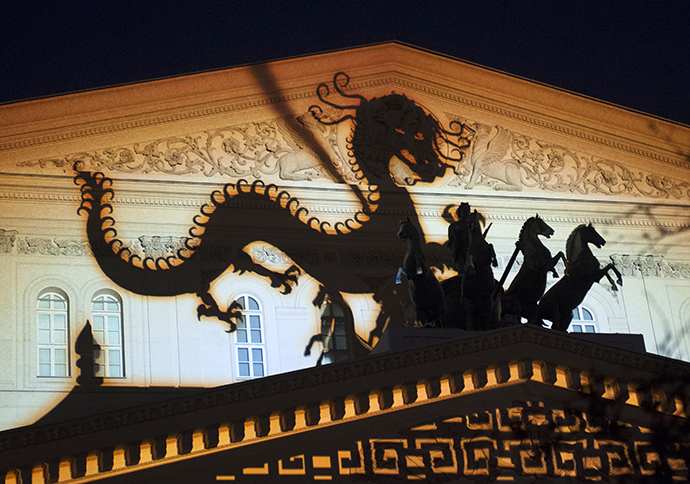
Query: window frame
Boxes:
[
  {"xmin": 233, "ymin": 295, "xmax": 266, "ymax": 379},
  {"xmin": 36, "ymin": 291, "xmax": 70, "ymax": 378},
  {"xmin": 569, "ymin": 306, "xmax": 597, "ymax": 333},
  {"xmin": 91, "ymin": 292, "xmax": 125, "ymax": 378}
]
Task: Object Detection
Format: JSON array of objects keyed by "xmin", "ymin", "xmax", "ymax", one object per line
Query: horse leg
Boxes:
[
  {"xmin": 553, "ymin": 308, "xmax": 574, "ymax": 332},
  {"xmin": 550, "ymin": 251, "xmax": 566, "ymax": 277}
]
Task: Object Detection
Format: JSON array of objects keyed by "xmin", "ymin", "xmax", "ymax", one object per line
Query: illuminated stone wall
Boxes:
[{"xmin": 0, "ymin": 43, "xmax": 689, "ymax": 431}]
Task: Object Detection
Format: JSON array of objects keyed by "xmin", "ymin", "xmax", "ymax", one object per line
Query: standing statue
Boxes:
[
  {"xmin": 397, "ymin": 218, "xmax": 445, "ymax": 327},
  {"xmin": 502, "ymin": 215, "xmax": 566, "ymax": 324},
  {"xmin": 445, "ymin": 205, "xmax": 500, "ymax": 330},
  {"xmin": 536, "ymin": 223, "xmax": 622, "ymax": 331}
]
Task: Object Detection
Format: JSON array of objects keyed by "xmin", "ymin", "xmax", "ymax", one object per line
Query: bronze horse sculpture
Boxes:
[
  {"xmin": 397, "ymin": 218, "xmax": 445, "ymax": 327},
  {"xmin": 502, "ymin": 215, "xmax": 566, "ymax": 324},
  {"xmin": 73, "ymin": 72, "xmax": 470, "ymax": 338},
  {"xmin": 536, "ymin": 223, "xmax": 622, "ymax": 331}
]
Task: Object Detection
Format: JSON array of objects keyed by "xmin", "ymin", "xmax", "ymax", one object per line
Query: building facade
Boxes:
[{"xmin": 1, "ymin": 42, "xmax": 689, "ymax": 451}]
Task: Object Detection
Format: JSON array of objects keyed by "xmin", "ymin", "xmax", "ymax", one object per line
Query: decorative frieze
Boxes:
[
  {"xmin": 449, "ymin": 120, "xmax": 690, "ymax": 200},
  {"xmin": 19, "ymin": 111, "xmax": 357, "ymax": 183},
  {"xmin": 16, "ymin": 237, "xmax": 90, "ymax": 257},
  {"xmin": 0, "ymin": 229, "xmax": 17, "ymax": 253},
  {"xmin": 611, "ymin": 254, "xmax": 690, "ymax": 279}
]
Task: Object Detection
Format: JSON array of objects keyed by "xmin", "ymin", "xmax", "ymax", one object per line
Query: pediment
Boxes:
[
  {"xmin": 1, "ymin": 43, "xmax": 689, "ymax": 204},
  {"xmin": 3, "ymin": 326, "xmax": 689, "ymax": 482}
]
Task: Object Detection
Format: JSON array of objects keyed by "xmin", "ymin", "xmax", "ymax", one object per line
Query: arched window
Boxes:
[
  {"xmin": 37, "ymin": 292, "xmax": 69, "ymax": 377},
  {"xmin": 234, "ymin": 295, "xmax": 265, "ymax": 379},
  {"xmin": 319, "ymin": 302, "xmax": 349, "ymax": 364},
  {"xmin": 569, "ymin": 306, "xmax": 597, "ymax": 333},
  {"xmin": 92, "ymin": 293, "xmax": 124, "ymax": 378}
]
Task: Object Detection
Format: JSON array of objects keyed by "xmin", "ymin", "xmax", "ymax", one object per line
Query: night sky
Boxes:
[{"xmin": 2, "ymin": 2, "xmax": 689, "ymax": 126}]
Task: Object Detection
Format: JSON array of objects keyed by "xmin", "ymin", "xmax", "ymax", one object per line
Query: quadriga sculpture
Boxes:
[
  {"xmin": 397, "ymin": 218, "xmax": 445, "ymax": 327},
  {"xmin": 73, "ymin": 72, "xmax": 470, "ymax": 337},
  {"xmin": 502, "ymin": 215, "xmax": 566, "ymax": 324},
  {"xmin": 536, "ymin": 223, "xmax": 622, "ymax": 331}
]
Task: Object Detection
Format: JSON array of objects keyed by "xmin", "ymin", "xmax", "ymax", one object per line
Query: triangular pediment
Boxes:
[
  {"xmin": 3, "ymin": 326, "xmax": 689, "ymax": 482},
  {"xmin": 1, "ymin": 43, "xmax": 688, "ymax": 203}
]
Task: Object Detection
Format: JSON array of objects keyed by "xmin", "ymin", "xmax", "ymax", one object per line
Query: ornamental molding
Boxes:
[
  {"xmin": 16, "ymin": 109, "xmax": 690, "ymax": 203},
  {"xmin": 447, "ymin": 118, "xmax": 690, "ymax": 200},
  {"xmin": 1, "ymin": 325, "xmax": 688, "ymax": 463},
  {"xmin": 3, "ymin": 229, "xmax": 690, "ymax": 280},
  {"xmin": 3, "ymin": 72, "xmax": 687, "ymax": 178}
]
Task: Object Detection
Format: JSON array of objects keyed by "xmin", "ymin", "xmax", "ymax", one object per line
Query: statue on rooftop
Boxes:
[
  {"xmin": 535, "ymin": 223, "xmax": 622, "ymax": 331},
  {"xmin": 501, "ymin": 215, "xmax": 566, "ymax": 325}
]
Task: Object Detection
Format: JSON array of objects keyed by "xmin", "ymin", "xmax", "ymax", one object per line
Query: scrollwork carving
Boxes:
[
  {"xmin": 0, "ymin": 229, "xmax": 17, "ymax": 253},
  {"xmin": 16, "ymin": 237, "xmax": 90, "ymax": 257},
  {"xmin": 610, "ymin": 254, "xmax": 690, "ymax": 278},
  {"xmin": 19, "ymin": 111, "xmax": 356, "ymax": 183},
  {"xmin": 450, "ymin": 119, "xmax": 690, "ymax": 200}
]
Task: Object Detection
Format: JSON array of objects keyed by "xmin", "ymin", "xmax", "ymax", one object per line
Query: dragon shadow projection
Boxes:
[{"xmin": 74, "ymin": 72, "xmax": 471, "ymax": 350}]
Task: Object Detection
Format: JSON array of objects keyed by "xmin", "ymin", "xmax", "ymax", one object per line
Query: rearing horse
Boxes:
[
  {"xmin": 397, "ymin": 218, "xmax": 445, "ymax": 327},
  {"xmin": 536, "ymin": 223, "xmax": 622, "ymax": 331},
  {"xmin": 502, "ymin": 215, "xmax": 566, "ymax": 324}
]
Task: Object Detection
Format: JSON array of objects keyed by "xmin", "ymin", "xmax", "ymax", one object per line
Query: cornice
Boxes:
[
  {"xmin": 1, "ymin": 325, "xmax": 688, "ymax": 457},
  {"xmin": 2, "ymin": 61, "xmax": 688, "ymax": 177}
]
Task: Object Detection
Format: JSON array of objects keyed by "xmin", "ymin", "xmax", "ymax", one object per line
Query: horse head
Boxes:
[
  {"xmin": 523, "ymin": 214, "xmax": 554, "ymax": 241},
  {"xmin": 397, "ymin": 217, "xmax": 418, "ymax": 241},
  {"xmin": 581, "ymin": 222, "xmax": 606, "ymax": 249}
]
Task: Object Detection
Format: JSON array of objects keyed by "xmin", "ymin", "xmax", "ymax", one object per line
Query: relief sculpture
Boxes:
[{"xmin": 450, "ymin": 119, "xmax": 690, "ymax": 200}]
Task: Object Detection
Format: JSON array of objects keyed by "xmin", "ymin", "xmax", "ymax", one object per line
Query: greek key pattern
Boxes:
[{"xmin": 218, "ymin": 402, "xmax": 688, "ymax": 481}]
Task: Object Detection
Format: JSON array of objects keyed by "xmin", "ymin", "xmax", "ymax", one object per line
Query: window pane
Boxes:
[
  {"xmin": 109, "ymin": 349, "xmax": 120, "ymax": 361},
  {"xmin": 236, "ymin": 297, "xmax": 245, "ymax": 310},
  {"xmin": 54, "ymin": 364, "xmax": 67, "ymax": 377},
  {"xmin": 236, "ymin": 316, "xmax": 246, "ymax": 330},
  {"xmin": 92, "ymin": 299, "xmax": 104, "ymax": 311},
  {"xmin": 38, "ymin": 348, "xmax": 51, "ymax": 363},
  {"xmin": 252, "ymin": 348, "xmax": 263, "ymax": 362},
  {"xmin": 571, "ymin": 324, "xmax": 582, "ymax": 333},
  {"xmin": 107, "ymin": 300, "xmax": 119, "ymax": 311},
  {"xmin": 249, "ymin": 315, "xmax": 261, "ymax": 329},
  {"xmin": 53, "ymin": 314, "xmax": 66, "ymax": 329},
  {"xmin": 585, "ymin": 325, "xmax": 596, "ymax": 333},
  {"xmin": 250, "ymin": 330, "xmax": 262, "ymax": 343},
  {"xmin": 38, "ymin": 329, "xmax": 51, "ymax": 344},
  {"xmin": 239, "ymin": 362, "xmax": 250, "ymax": 377},
  {"xmin": 238, "ymin": 348, "xmax": 249, "ymax": 362},
  {"xmin": 92, "ymin": 316, "xmax": 104, "ymax": 330},
  {"xmin": 253, "ymin": 363, "xmax": 264, "ymax": 377},
  {"xmin": 108, "ymin": 331, "xmax": 120, "ymax": 345},
  {"xmin": 571, "ymin": 308, "xmax": 579, "ymax": 319},
  {"xmin": 582, "ymin": 308, "xmax": 594, "ymax": 320},
  {"xmin": 54, "ymin": 349, "xmax": 66, "ymax": 363},
  {"xmin": 54, "ymin": 298, "xmax": 66, "ymax": 310},
  {"xmin": 92, "ymin": 330, "xmax": 104, "ymax": 345},
  {"xmin": 237, "ymin": 330, "xmax": 247, "ymax": 343},
  {"xmin": 247, "ymin": 297, "xmax": 259, "ymax": 311},
  {"xmin": 38, "ymin": 297, "xmax": 51, "ymax": 309},
  {"xmin": 332, "ymin": 304, "xmax": 344, "ymax": 317},
  {"xmin": 38, "ymin": 314, "xmax": 50, "ymax": 329},
  {"xmin": 39, "ymin": 363, "xmax": 51, "ymax": 376},
  {"xmin": 107, "ymin": 316, "xmax": 120, "ymax": 331},
  {"xmin": 109, "ymin": 364, "xmax": 122, "ymax": 378},
  {"xmin": 53, "ymin": 329, "xmax": 66, "ymax": 344}
]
